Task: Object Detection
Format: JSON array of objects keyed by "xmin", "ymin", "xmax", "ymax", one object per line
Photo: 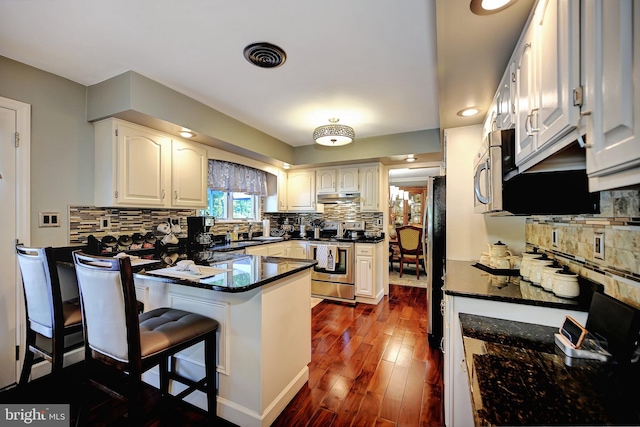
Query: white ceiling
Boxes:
[{"xmin": 0, "ymin": 0, "xmax": 533, "ymax": 151}]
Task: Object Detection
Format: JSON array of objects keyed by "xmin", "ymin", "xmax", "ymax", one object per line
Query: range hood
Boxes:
[{"xmin": 317, "ymin": 192, "xmax": 361, "ymax": 204}]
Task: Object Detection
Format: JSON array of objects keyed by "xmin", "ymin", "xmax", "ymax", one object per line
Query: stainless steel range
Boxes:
[{"xmin": 309, "ymin": 221, "xmax": 364, "ymax": 304}]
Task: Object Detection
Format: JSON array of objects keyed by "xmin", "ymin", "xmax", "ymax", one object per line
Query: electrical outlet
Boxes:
[
  {"xmin": 552, "ymin": 228, "xmax": 558, "ymax": 247},
  {"xmin": 39, "ymin": 212, "xmax": 60, "ymax": 228},
  {"xmin": 99, "ymin": 216, "xmax": 111, "ymax": 231},
  {"xmin": 376, "ymin": 218, "xmax": 383, "ymax": 226},
  {"xmin": 594, "ymin": 232, "xmax": 605, "ymax": 260}
]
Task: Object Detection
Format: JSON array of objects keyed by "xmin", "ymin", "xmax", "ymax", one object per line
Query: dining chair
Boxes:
[
  {"xmin": 395, "ymin": 225, "xmax": 425, "ymax": 279},
  {"xmin": 72, "ymin": 251, "xmax": 219, "ymax": 422},
  {"xmin": 15, "ymin": 245, "xmax": 84, "ymax": 385}
]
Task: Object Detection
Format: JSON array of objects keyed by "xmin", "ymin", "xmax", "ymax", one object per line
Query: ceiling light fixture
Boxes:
[
  {"xmin": 470, "ymin": 0, "xmax": 515, "ymax": 15},
  {"xmin": 313, "ymin": 118, "xmax": 355, "ymax": 146},
  {"xmin": 406, "ymin": 154, "xmax": 416, "ymax": 163},
  {"xmin": 457, "ymin": 107, "xmax": 480, "ymax": 117},
  {"xmin": 179, "ymin": 129, "xmax": 195, "ymax": 138},
  {"xmin": 283, "ymin": 162, "xmax": 291, "ymax": 170}
]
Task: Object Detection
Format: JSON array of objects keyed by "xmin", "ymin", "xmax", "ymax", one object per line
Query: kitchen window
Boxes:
[
  {"xmin": 202, "ymin": 189, "xmax": 259, "ymax": 220},
  {"xmin": 204, "ymin": 160, "xmax": 267, "ymax": 221}
]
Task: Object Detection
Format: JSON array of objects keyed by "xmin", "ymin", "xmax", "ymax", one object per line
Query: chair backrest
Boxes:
[
  {"xmin": 16, "ymin": 246, "xmax": 63, "ymax": 338},
  {"xmin": 73, "ymin": 251, "xmax": 140, "ymax": 364},
  {"xmin": 396, "ymin": 226, "xmax": 423, "ymax": 254}
]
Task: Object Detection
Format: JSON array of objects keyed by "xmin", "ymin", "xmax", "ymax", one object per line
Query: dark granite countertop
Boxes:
[
  {"xmin": 444, "ymin": 260, "xmax": 601, "ymax": 312},
  {"xmin": 459, "ymin": 313, "xmax": 640, "ymax": 426},
  {"xmin": 135, "ymin": 253, "xmax": 317, "ymax": 293}
]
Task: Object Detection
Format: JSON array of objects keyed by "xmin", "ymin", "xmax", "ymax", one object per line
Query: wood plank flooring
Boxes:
[
  {"xmin": 0, "ymin": 284, "xmax": 443, "ymax": 427},
  {"xmin": 272, "ymin": 284, "xmax": 444, "ymax": 427}
]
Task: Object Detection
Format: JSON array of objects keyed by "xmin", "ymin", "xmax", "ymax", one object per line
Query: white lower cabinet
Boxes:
[
  {"xmin": 443, "ymin": 293, "xmax": 588, "ymax": 427},
  {"xmin": 245, "ymin": 242, "xmax": 286, "ymax": 257},
  {"xmin": 355, "ymin": 242, "xmax": 384, "ymax": 304},
  {"xmin": 285, "ymin": 241, "xmax": 308, "ymax": 259},
  {"xmin": 584, "ymin": 0, "xmax": 640, "ymax": 191}
]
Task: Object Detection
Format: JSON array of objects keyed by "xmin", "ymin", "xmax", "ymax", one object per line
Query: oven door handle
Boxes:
[{"xmin": 474, "ymin": 159, "xmax": 490, "ymax": 205}]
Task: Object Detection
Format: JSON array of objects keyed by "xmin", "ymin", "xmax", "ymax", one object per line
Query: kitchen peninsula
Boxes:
[{"xmin": 132, "ymin": 253, "xmax": 317, "ymax": 427}]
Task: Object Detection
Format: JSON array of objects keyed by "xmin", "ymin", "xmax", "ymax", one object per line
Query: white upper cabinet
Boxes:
[
  {"xmin": 535, "ymin": 0, "xmax": 580, "ymax": 149},
  {"xmin": 584, "ymin": 0, "xmax": 640, "ymax": 191},
  {"xmin": 515, "ymin": 0, "xmax": 580, "ymax": 169},
  {"xmin": 359, "ymin": 164, "xmax": 380, "ymax": 212},
  {"xmin": 264, "ymin": 170, "xmax": 288, "ymax": 212},
  {"xmin": 338, "ymin": 167, "xmax": 359, "ymax": 192},
  {"xmin": 287, "ymin": 169, "xmax": 317, "ymax": 211},
  {"xmin": 170, "ymin": 139, "xmax": 208, "ymax": 208},
  {"xmin": 94, "ymin": 118, "xmax": 207, "ymax": 209},
  {"xmin": 497, "ymin": 60, "xmax": 517, "ymax": 130},
  {"xmin": 515, "ymin": 21, "xmax": 537, "ymax": 164},
  {"xmin": 316, "ymin": 167, "xmax": 359, "ymax": 193},
  {"xmin": 316, "ymin": 168, "xmax": 337, "ymax": 194}
]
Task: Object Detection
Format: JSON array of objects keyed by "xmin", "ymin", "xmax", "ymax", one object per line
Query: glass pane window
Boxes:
[
  {"xmin": 201, "ymin": 189, "xmax": 258, "ymax": 220},
  {"xmin": 206, "ymin": 189, "xmax": 227, "ymax": 218},
  {"xmin": 232, "ymin": 192, "xmax": 254, "ymax": 219}
]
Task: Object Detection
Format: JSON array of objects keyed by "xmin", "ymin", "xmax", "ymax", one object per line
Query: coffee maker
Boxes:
[{"xmin": 187, "ymin": 216, "xmax": 216, "ymax": 259}]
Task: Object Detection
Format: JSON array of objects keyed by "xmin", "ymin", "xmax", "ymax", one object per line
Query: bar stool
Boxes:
[
  {"xmin": 16, "ymin": 245, "xmax": 83, "ymax": 384},
  {"xmin": 72, "ymin": 251, "xmax": 219, "ymax": 422}
]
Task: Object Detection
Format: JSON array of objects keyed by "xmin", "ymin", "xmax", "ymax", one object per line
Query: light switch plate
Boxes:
[
  {"xmin": 594, "ymin": 232, "xmax": 605, "ymax": 260},
  {"xmin": 39, "ymin": 212, "xmax": 60, "ymax": 228}
]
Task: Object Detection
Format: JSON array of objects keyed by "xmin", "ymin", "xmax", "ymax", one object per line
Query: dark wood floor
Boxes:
[
  {"xmin": 272, "ymin": 284, "xmax": 444, "ymax": 427},
  {"xmin": 0, "ymin": 284, "xmax": 443, "ymax": 427}
]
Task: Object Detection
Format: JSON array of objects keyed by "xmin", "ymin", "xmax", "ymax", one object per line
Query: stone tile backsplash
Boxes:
[
  {"xmin": 526, "ymin": 189, "xmax": 640, "ymax": 309},
  {"xmin": 69, "ymin": 202, "xmax": 384, "ymax": 245}
]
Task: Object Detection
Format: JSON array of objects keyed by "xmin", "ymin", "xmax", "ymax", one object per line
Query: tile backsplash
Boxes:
[
  {"xmin": 69, "ymin": 202, "xmax": 384, "ymax": 245},
  {"xmin": 525, "ymin": 189, "xmax": 640, "ymax": 309}
]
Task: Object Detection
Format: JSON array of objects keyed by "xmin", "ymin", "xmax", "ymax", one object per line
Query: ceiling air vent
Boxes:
[{"xmin": 243, "ymin": 42, "xmax": 287, "ymax": 68}]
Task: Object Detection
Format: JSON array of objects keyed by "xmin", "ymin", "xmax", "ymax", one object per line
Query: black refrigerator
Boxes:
[{"xmin": 424, "ymin": 176, "xmax": 446, "ymax": 346}]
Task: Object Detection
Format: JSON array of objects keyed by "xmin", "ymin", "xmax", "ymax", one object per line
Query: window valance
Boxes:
[{"xmin": 207, "ymin": 160, "xmax": 268, "ymax": 196}]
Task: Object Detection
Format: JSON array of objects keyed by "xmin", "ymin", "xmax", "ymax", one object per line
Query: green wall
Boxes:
[{"xmin": 0, "ymin": 55, "xmax": 94, "ymax": 246}]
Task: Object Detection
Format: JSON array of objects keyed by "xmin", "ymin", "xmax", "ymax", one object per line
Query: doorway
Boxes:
[
  {"xmin": 0, "ymin": 96, "xmax": 31, "ymax": 389},
  {"xmin": 388, "ymin": 167, "xmax": 439, "ymax": 288}
]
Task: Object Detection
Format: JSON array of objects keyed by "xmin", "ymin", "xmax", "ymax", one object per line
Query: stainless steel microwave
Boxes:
[{"xmin": 473, "ymin": 129, "xmax": 599, "ymax": 216}]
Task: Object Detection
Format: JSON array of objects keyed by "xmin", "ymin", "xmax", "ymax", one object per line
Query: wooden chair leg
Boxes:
[
  {"xmin": 415, "ymin": 261, "xmax": 420, "ymax": 279},
  {"xmin": 205, "ymin": 334, "xmax": 217, "ymax": 420},
  {"xmin": 19, "ymin": 330, "xmax": 36, "ymax": 385},
  {"xmin": 399, "ymin": 260, "xmax": 404, "ymax": 277},
  {"xmin": 51, "ymin": 334, "xmax": 65, "ymax": 375},
  {"xmin": 159, "ymin": 357, "xmax": 169, "ymax": 397}
]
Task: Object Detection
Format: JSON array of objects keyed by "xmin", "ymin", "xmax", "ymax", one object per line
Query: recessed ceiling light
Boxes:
[
  {"xmin": 470, "ymin": 0, "xmax": 515, "ymax": 15},
  {"xmin": 179, "ymin": 129, "xmax": 195, "ymax": 138},
  {"xmin": 283, "ymin": 162, "xmax": 291, "ymax": 169},
  {"xmin": 457, "ymin": 107, "xmax": 480, "ymax": 117},
  {"xmin": 406, "ymin": 154, "xmax": 416, "ymax": 163}
]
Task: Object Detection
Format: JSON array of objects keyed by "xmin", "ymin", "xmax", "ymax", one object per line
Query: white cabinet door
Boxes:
[
  {"xmin": 338, "ymin": 167, "xmax": 359, "ymax": 192},
  {"xmin": 316, "ymin": 168, "xmax": 336, "ymax": 194},
  {"xmin": 264, "ymin": 170, "xmax": 288, "ymax": 212},
  {"xmin": 286, "ymin": 241, "xmax": 308, "ymax": 259},
  {"xmin": 515, "ymin": 21, "xmax": 538, "ymax": 165},
  {"xmin": 287, "ymin": 170, "xmax": 317, "ymax": 211},
  {"xmin": 267, "ymin": 242, "xmax": 285, "ymax": 257},
  {"xmin": 584, "ymin": 0, "xmax": 640, "ymax": 191},
  {"xmin": 535, "ymin": 0, "xmax": 580, "ymax": 150},
  {"xmin": 355, "ymin": 255, "xmax": 373, "ymax": 297},
  {"xmin": 359, "ymin": 165, "xmax": 379, "ymax": 212},
  {"xmin": 245, "ymin": 245, "xmax": 268, "ymax": 256},
  {"xmin": 94, "ymin": 120, "xmax": 171, "ymax": 208},
  {"xmin": 497, "ymin": 60, "xmax": 517, "ymax": 130},
  {"xmin": 171, "ymin": 139, "xmax": 207, "ymax": 208}
]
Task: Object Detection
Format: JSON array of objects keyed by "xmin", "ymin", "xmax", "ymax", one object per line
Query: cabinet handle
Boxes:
[
  {"xmin": 161, "ymin": 190, "xmax": 165, "ymax": 199},
  {"xmin": 440, "ymin": 337, "xmax": 446, "ymax": 354},
  {"xmin": 174, "ymin": 190, "xmax": 178, "ymax": 200},
  {"xmin": 460, "ymin": 359, "xmax": 467, "ymax": 373},
  {"xmin": 530, "ymin": 108, "xmax": 539, "ymax": 133}
]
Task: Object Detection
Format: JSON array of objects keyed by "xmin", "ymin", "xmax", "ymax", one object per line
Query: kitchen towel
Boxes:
[
  {"xmin": 315, "ymin": 245, "xmax": 328, "ymax": 269},
  {"xmin": 326, "ymin": 245, "xmax": 338, "ymax": 272}
]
